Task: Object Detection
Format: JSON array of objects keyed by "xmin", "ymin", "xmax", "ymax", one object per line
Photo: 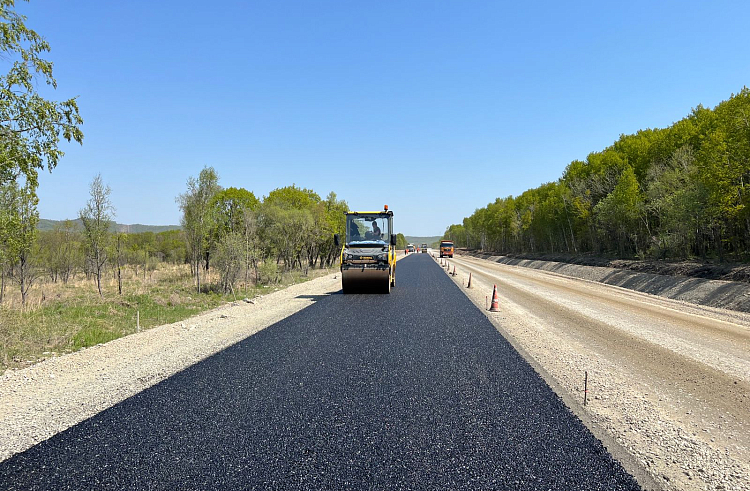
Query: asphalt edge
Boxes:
[{"xmin": 439, "ymin": 257, "xmax": 667, "ymax": 491}]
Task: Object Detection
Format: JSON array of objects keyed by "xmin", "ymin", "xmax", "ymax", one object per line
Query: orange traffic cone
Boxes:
[{"xmin": 489, "ymin": 284, "xmax": 500, "ymax": 312}]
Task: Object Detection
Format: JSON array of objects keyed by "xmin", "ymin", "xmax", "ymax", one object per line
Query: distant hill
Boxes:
[
  {"xmin": 405, "ymin": 236, "xmax": 443, "ymax": 247},
  {"xmin": 38, "ymin": 219, "xmax": 181, "ymax": 234}
]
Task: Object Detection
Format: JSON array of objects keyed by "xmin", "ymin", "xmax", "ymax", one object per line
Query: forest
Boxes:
[{"xmin": 444, "ymin": 89, "xmax": 750, "ymax": 262}]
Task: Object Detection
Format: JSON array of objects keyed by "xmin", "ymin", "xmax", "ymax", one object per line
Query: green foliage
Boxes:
[
  {"xmin": 177, "ymin": 166, "xmax": 221, "ymax": 292},
  {"xmin": 447, "ymin": 88, "xmax": 750, "ymax": 261},
  {"xmin": 79, "ymin": 174, "xmax": 114, "ymax": 297},
  {"xmin": 36, "ymin": 221, "xmax": 82, "ymax": 283},
  {"xmin": 255, "ymin": 188, "xmax": 347, "ymax": 274},
  {"xmin": 153, "ymin": 229, "xmax": 186, "ymax": 264},
  {"xmin": 0, "ymin": 0, "xmax": 83, "ymax": 192},
  {"xmin": 264, "ymin": 184, "xmax": 320, "ymax": 210},
  {"xmin": 177, "ymin": 176, "xmax": 349, "ymax": 292},
  {"xmin": 213, "ymin": 231, "xmax": 244, "ymax": 293},
  {"xmin": 396, "ymin": 233, "xmax": 407, "ymax": 249},
  {"xmin": 212, "ymin": 187, "xmax": 258, "ymax": 235},
  {"xmin": 257, "ymin": 259, "xmax": 278, "ymax": 285},
  {"xmin": 0, "ymin": 182, "xmax": 22, "ymax": 267},
  {"xmin": 0, "ymin": 178, "xmax": 38, "ymax": 305}
]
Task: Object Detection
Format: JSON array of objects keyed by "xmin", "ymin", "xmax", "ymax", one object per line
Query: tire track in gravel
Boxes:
[
  {"xmin": 0, "ymin": 254, "xmax": 642, "ymax": 491},
  {"xmin": 449, "ymin": 256, "xmax": 750, "ymax": 469},
  {"xmin": 456, "ymin": 256, "xmax": 750, "ymax": 351}
]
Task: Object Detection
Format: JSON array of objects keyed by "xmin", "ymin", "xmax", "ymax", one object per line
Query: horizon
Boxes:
[{"xmin": 37, "ymin": 219, "xmax": 450, "ymax": 241}]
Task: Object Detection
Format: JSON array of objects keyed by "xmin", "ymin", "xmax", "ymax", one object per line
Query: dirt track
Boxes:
[{"xmin": 445, "ymin": 253, "xmax": 750, "ymax": 491}]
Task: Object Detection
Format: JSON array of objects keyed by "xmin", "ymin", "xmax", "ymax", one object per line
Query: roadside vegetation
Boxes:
[
  {"xmin": 0, "ymin": 261, "xmax": 330, "ymax": 371},
  {"xmin": 445, "ymin": 89, "xmax": 750, "ymax": 262},
  {"xmin": 1, "ymin": 166, "xmax": 349, "ymax": 371}
]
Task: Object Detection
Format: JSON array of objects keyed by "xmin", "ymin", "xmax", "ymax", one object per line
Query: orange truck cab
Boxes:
[{"xmin": 439, "ymin": 240, "xmax": 454, "ymax": 258}]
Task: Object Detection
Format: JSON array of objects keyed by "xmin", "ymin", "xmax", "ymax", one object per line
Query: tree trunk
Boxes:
[
  {"xmin": 19, "ymin": 255, "xmax": 28, "ymax": 307},
  {"xmin": 195, "ymin": 257, "xmax": 201, "ymax": 294},
  {"xmin": 565, "ymin": 212, "xmax": 577, "ymax": 253},
  {"xmin": 96, "ymin": 268, "xmax": 103, "ymax": 298}
]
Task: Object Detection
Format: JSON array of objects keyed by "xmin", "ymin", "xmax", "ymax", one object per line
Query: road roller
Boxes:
[{"xmin": 334, "ymin": 206, "xmax": 396, "ymax": 294}]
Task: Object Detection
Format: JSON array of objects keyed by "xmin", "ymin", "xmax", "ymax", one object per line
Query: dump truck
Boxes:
[
  {"xmin": 439, "ymin": 240, "xmax": 454, "ymax": 258},
  {"xmin": 334, "ymin": 206, "xmax": 396, "ymax": 293}
]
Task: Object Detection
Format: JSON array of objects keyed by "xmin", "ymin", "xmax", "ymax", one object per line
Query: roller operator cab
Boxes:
[
  {"xmin": 440, "ymin": 240, "xmax": 454, "ymax": 258},
  {"xmin": 334, "ymin": 206, "xmax": 396, "ymax": 294}
]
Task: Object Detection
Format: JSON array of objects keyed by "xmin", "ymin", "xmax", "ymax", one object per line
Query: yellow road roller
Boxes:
[{"xmin": 334, "ymin": 206, "xmax": 396, "ymax": 294}]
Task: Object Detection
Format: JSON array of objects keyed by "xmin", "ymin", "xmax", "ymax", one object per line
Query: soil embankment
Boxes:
[{"xmin": 461, "ymin": 251, "xmax": 750, "ymax": 312}]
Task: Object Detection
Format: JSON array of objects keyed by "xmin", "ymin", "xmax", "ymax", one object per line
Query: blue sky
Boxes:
[{"xmin": 17, "ymin": 0, "xmax": 750, "ymax": 236}]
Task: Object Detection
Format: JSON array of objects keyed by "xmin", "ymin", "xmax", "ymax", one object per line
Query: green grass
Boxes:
[{"xmin": 1, "ymin": 264, "xmax": 332, "ymax": 372}]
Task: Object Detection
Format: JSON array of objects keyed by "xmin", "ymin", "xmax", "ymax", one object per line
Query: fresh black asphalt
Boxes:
[{"xmin": 0, "ymin": 254, "xmax": 642, "ymax": 490}]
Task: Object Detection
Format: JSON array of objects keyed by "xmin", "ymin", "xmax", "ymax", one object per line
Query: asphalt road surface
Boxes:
[{"xmin": 0, "ymin": 254, "xmax": 642, "ymax": 490}]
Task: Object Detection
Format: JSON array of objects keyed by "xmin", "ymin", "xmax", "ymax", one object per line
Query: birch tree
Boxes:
[
  {"xmin": 0, "ymin": 180, "xmax": 38, "ymax": 306},
  {"xmin": 79, "ymin": 174, "xmax": 114, "ymax": 297},
  {"xmin": 177, "ymin": 166, "xmax": 220, "ymax": 293}
]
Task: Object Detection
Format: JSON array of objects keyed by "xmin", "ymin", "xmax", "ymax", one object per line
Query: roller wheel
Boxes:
[{"xmin": 341, "ymin": 276, "xmax": 351, "ymax": 294}]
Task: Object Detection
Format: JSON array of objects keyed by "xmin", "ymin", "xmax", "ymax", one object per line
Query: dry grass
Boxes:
[{"xmin": 1, "ymin": 263, "xmax": 333, "ymax": 372}]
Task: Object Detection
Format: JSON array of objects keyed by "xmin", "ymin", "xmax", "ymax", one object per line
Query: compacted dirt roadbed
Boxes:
[{"xmin": 445, "ymin": 253, "xmax": 750, "ymax": 491}]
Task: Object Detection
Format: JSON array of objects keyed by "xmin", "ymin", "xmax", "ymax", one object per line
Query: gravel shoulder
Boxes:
[
  {"xmin": 443, "ymin": 253, "xmax": 750, "ymax": 491},
  {"xmin": 0, "ymin": 272, "xmax": 341, "ymax": 462}
]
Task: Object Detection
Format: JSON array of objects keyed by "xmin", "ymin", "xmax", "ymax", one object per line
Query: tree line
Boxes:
[
  {"xmin": 0, "ymin": 174, "xmax": 184, "ymax": 305},
  {"xmin": 177, "ymin": 166, "xmax": 348, "ymax": 295},
  {"xmin": 0, "ymin": 168, "xmax": 349, "ymax": 305},
  {"xmin": 444, "ymin": 88, "xmax": 750, "ymax": 262}
]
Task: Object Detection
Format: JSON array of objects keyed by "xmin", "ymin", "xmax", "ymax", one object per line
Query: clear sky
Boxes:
[{"xmin": 17, "ymin": 0, "xmax": 750, "ymax": 236}]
